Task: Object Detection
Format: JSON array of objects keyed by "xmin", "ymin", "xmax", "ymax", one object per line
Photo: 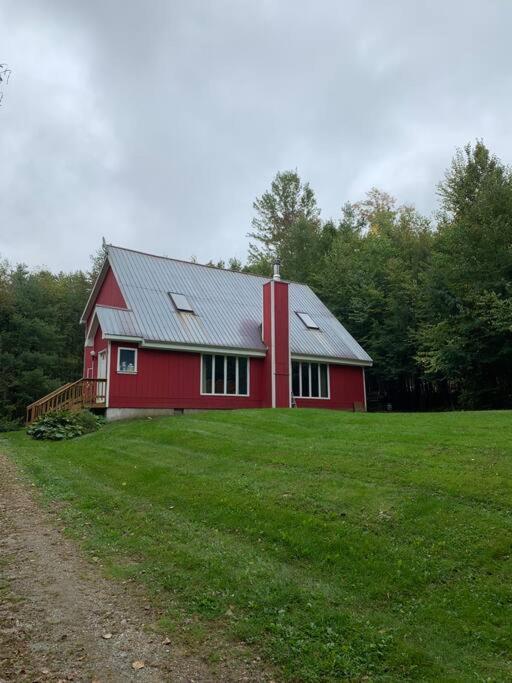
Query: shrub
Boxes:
[
  {"xmin": 27, "ymin": 410, "xmax": 104, "ymax": 441},
  {"xmin": 75, "ymin": 409, "xmax": 105, "ymax": 433},
  {"xmin": 0, "ymin": 417, "xmax": 23, "ymax": 433}
]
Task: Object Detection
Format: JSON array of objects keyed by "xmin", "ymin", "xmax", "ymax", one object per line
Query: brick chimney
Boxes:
[{"xmin": 262, "ymin": 260, "xmax": 290, "ymax": 407}]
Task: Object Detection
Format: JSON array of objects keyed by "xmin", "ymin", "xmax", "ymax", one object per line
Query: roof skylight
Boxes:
[
  {"xmin": 169, "ymin": 292, "xmax": 194, "ymax": 313},
  {"xmin": 296, "ymin": 311, "xmax": 319, "ymax": 329}
]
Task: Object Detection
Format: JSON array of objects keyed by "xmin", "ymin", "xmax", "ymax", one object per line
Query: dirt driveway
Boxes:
[{"xmin": 0, "ymin": 453, "xmax": 268, "ymax": 683}]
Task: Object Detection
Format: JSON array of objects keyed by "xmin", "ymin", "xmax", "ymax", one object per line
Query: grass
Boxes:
[{"xmin": 3, "ymin": 408, "xmax": 512, "ymax": 681}]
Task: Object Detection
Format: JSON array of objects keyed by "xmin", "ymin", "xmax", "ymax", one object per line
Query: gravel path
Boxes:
[{"xmin": 0, "ymin": 453, "xmax": 269, "ymax": 683}]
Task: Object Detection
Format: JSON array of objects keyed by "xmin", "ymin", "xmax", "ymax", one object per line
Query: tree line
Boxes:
[
  {"xmin": 213, "ymin": 141, "xmax": 512, "ymax": 411},
  {"xmin": 1, "ymin": 141, "xmax": 511, "ymax": 425}
]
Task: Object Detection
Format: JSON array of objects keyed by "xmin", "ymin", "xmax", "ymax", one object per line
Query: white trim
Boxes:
[
  {"xmin": 84, "ymin": 313, "xmax": 100, "ymax": 347},
  {"xmin": 104, "ymin": 334, "xmax": 144, "ymax": 343},
  {"xmin": 235, "ymin": 355, "xmax": 239, "ymax": 394},
  {"xmin": 292, "ymin": 360, "xmax": 331, "ymax": 400},
  {"xmin": 200, "ymin": 353, "xmax": 250, "ymax": 397},
  {"xmin": 271, "ymin": 281, "xmax": 276, "ymax": 408},
  {"xmin": 106, "ymin": 341, "xmax": 111, "ymax": 407},
  {"xmin": 288, "ymin": 297, "xmax": 292, "ymax": 407},
  {"xmin": 135, "ymin": 339, "xmax": 265, "ymax": 357},
  {"xmin": 291, "ymin": 353, "xmax": 372, "ymax": 367},
  {"xmin": 97, "ymin": 350, "xmax": 107, "ymax": 374},
  {"xmin": 117, "ymin": 346, "xmax": 138, "ymax": 374},
  {"xmin": 96, "ymin": 350, "xmax": 108, "ymax": 403},
  {"xmin": 363, "ymin": 367, "xmax": 367, "ymax": 411}
]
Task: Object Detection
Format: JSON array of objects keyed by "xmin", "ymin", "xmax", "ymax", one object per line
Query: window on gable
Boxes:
[
  {"xmin": 291, "ymin": 361, "xmax": 329, "ymax": 398},
  {"xmin": 296, "ymin": 311, "xmax": 319, "ymax": 329},
  {"xmin": 169, "ymin": 292, "xmax": 194, "ymax": 313},
  {"xmin": 201, "ymin": 354, "xmax": 249, "ymax": 396}
]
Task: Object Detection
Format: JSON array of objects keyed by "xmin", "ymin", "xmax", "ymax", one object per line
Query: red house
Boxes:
[{"xmin": 78, "ymin": 245, "xmax": 372, "ymax": 420}]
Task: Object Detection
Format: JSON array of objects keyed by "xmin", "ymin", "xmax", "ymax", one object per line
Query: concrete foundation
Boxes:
[{"xmin": 105, "ymin": 407, "xmax": 201, "ymax": 422}]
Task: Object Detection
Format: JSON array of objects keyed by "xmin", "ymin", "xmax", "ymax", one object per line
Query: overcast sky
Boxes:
[{"xmin": 1, "ymin": 1, "xmax": 511, "ymax": 272}]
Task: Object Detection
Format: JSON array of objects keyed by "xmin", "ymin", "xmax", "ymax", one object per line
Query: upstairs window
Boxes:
[
  {"xmin": 169, "ymin": 292, "xmax": 194, "ymax": 313},
  {"xmin": 292, "ymin": 361, "xmax": 328, "ymax": 398},
  {"xmin": 201, "ymin": 354, "xmax": 249, "ymax": 396},
  {"xmin": 118, "ymin": 347, "xmax": 137, "ymax": 373},
  {"xmin": 296, "ymin": 312, "xmax": 319, "ymax": 329}
]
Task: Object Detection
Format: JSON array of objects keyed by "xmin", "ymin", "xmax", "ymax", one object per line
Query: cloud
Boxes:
[{"xmin": 1, "ymin": 0, "xmax": 511, "ymax": 271}]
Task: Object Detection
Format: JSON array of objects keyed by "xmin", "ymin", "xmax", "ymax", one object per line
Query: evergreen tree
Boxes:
[{"xmin": 248, "ymin": 170, "xmax": 320, "ymax": 263}]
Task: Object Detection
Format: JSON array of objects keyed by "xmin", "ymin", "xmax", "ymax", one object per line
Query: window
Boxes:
[
  {"xmin": 169, "ymin": 292, "xmax": 194, "ymax": 313},
  {"xmin": 296, "ymin": 311, "xmax": 319, "ymax": 329},
  {"xmin": 117, "ymin": 347, "xmax": 137, "ymax": 373},
  {"xmin": 291, "ymin": 361, "xmax": 328, "ymax": 398},
  {"xmin": 201, "ymin": 354, "xmax": 249, "ymax": 396}
]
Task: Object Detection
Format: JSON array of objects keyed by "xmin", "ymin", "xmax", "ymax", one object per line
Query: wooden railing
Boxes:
[{"xmin": 26, "ymin": 378, "xmax": 107, "ymax": 424}]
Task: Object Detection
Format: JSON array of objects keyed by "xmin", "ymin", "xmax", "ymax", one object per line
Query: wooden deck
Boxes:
[{"xmin": 26, "ymin": 378, "xmax": 107, "ymax": 424}]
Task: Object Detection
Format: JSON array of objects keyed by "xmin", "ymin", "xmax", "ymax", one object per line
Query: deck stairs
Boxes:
[{"xmin": 26, "ymin": 378, "xmax": 107, "ymax": 424}]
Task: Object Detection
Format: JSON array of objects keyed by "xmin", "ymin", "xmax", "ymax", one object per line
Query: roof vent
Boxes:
[{"xmin": 169, "ymin": 292, "xmax": 194, "ymax": 313}]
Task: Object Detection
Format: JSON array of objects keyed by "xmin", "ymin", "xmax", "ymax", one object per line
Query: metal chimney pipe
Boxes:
[{"xmin": 273, "ymin": 258, "xmax": 281, "ymax": 281}]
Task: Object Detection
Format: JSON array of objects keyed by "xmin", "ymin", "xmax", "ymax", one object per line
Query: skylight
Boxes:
[
  {"xmin": 169, "ymin": 292, "xmax": 194, "ymax": 313},
  {"xmin": 296, "ymin": 312, "xmax": 319, "ymax": 329}
]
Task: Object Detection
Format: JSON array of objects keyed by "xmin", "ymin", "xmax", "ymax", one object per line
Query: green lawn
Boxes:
[{"xmin": 3, "ymin": 409, "xmax": 512, "ymax": 681}]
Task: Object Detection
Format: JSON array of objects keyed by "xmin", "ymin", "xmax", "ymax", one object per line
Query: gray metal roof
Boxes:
[{"xmin": 93, "ymin": 245, "xmax": 372, "ymax": 364}]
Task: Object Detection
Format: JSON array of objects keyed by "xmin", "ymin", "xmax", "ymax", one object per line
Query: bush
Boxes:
[
  {"xmin": 27, "ymin": 410, "xmax": 104, "ymax": 441},
  {"xmin": 0, "ymin": 417, "xmax": 23, "ymax": 433},
  {"xmin": 75, "ymin": 409, "xmax": 104, "ymax": 433}
]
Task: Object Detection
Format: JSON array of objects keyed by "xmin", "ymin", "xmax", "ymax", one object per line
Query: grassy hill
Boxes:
[{"xmin": 3, "ymin": 409, "xmax": 512, "ymax": 681}]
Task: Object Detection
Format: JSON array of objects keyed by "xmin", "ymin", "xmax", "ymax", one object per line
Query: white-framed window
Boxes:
[
  {"xmin": 201, "ymin": 354, "xmax": 249, "ymax": 396},
  {"xmin": 117, "ymin": 347, "xmax": 137, "ymax": 373},
  {"xmin": 292, "ymin": 360, "xmax": 329, "ymax": 398}
]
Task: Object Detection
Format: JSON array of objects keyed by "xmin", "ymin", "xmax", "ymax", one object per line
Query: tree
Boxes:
[
  {"xmin": 317, "ymin": 193, "xmax": 433, "ymax": 408},
  {"xmin": 0, "ymin": 260, "xmax": 90, "ymax": 423},
  {"xmin": 88, "ymin": 238, "xmax": 109, "ymax": 286},
  {"xmin": 248, "ymin": 170, "xmax": 320, "ymax": 263},
  {"xmin": 417, "ymin": 141, "xmax": 512, "ymax": 407}
]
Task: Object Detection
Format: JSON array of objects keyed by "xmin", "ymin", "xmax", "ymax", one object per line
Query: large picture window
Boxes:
[
  {"xmin": 292, "ymin": 361, "xmax": 328, "ymax": 398},
  {"xmin": 201, "ymin": 354, "xmax": 250, "ymax": 396}
]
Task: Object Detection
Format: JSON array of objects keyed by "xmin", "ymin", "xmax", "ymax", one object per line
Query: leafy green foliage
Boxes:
[
  {"xmin": 2, "ymin": 145, "xmax": 512, "ymax": 412},
  {"xmin": 316, "ymin": 192, "xmax": 434, "ymax": 407},
  {"xmin": 0, "ymin": 416, "xmax": 22, "ymax": 432},
  {"xmin": 416, "ymin": 141, "xmax": 512, "ymax": 407},
  {"xmin": 0, "ymin": 261, "xmax": 91, "ymax": 420},
  {"xmin": 5, "ymin": 409, "xmax": 512, "ymax": 680},
  {"xmin": 26, "ymin": 410, "xmax": 103, "ymax": 440},
  {"xmin": 245, "ymin": 145, "xmax": 512, "ymax": 409},
  {"xmin": 248, "ymin": 169, "xmax": 321, "ymax": 265}
]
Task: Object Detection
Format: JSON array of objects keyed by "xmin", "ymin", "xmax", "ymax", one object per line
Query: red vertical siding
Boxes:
[
  {"xmin": 295, "ymin": 365, "xmax": 365, "ymax": 411},
  {"xmin": 84, "ymin": 267, "xmax": 127, "ymax": 376},
  {"xmin": 261, "ymin": 282, "xmax": 273, "ymax": 407},
  {"xmin": 261, "ymin": 280, "xmax": 290, "ymax": 408},
  {"xmin": 274, "ymin": 281, "xmax": 290, "ymax": 407},
  {"xmin": 86, "ymin": 267, "xmax": 127, "ymax": 331},
  {"xmin": 84, "ymin": 326, "xmax": 108, "ymax": 379},
  {"xmin": 96, "ymin": 267, "xmax": 126, "ymax": 309},
  {"xmin": 82, "ymin": 268, "xmax": 367, "ymax": 414},
  {"xmin": 108, "ymin": 344, "xmax": 265, "ymax": 409}
]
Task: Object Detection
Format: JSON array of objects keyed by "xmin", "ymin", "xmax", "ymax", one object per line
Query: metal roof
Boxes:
[{"xmin": 92, "ymin": 245, "xmax": 372, "ymax": 364}]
